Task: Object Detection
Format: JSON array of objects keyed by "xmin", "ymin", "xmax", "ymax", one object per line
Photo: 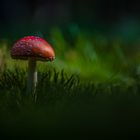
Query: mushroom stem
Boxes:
[{"xmin": 27, "ymin": 58, "xmax": 37, "ymax": 94}]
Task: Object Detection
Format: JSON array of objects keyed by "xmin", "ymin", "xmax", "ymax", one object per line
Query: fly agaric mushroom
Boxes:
[{"xmin": 11, "ymin": 36, "xmax": 55, "ymax": 93}]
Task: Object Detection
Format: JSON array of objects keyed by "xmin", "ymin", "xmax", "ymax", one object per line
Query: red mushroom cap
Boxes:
[{"xmin": 11, "ymin": 36, "xmax": 55, "ymax": 61}]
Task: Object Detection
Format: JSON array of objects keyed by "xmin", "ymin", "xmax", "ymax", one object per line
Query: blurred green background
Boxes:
[{"xmin": 0, "ymin": 0, "xmax": 140, "ymax": 83}]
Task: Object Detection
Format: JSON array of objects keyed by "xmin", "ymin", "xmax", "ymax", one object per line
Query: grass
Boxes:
[{"xmin": 0, "ymin": 67, "xmax": 140, "ymax": 138}]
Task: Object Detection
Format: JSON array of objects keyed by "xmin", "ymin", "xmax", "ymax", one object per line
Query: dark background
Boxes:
[{"xmin": 0, "ymin": 0, "xmax": 140, "ymax": 37}]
